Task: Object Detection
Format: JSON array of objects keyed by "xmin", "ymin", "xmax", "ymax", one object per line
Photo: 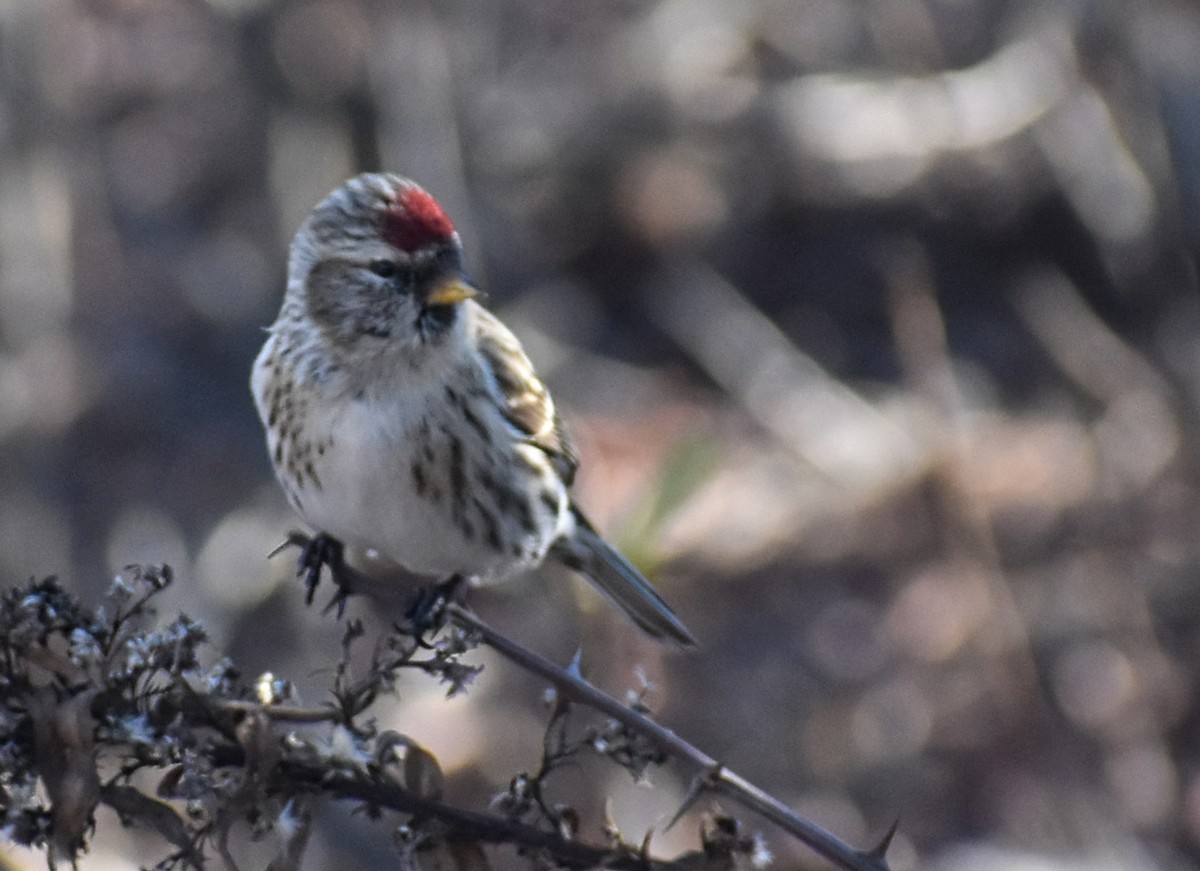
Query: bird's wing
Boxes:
[{"xmin": 473, "ymin": 306, "xmax": 579, "ymax": 484}]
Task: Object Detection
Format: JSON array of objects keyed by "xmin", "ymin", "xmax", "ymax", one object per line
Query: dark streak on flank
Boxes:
[
  {"xmin": 472, "ymin": 497, "xmax": 502, "ymax": 551},
  {"xmin": 512, "ymin": 493, "xmax": 536, "ymax": 535},
  {"xmin": 419, "ymin": 417, "xmax": 435, "ymax": 462},
  {"xmin": 448, "ymin": 435, "xmax": 466, "ymax": 508},
  {"xmin": 459, "ymin": 403, "xmax": 490, "ymax": 443},
  {"xmin": 304, "ymin": 460, "xmax": 321, "ymax": 489}
]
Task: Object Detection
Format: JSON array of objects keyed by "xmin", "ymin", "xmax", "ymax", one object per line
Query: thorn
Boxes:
[
  {"xmin": 602, "ymin": 797, "xmax": 620, "ymax": 845},
  {"xmin": 864, "ymin": 818, "xmax": 899, "ymax": 862},
  {"xmin": 565, "ymin": 648, "xmax": 583, "ymax": 680},
  {"xmin": 639, "ymin": 826, "xmax": 654, "ymax": 861},
  {"xmin": 665, "ymin": 762, "xmax": 723, "ymax": 831},
  {"xmin": 663, "ymin": 779, "xmax": 703, "ymax": 832}
]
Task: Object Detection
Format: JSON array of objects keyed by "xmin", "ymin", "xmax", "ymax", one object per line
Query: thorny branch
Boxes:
[
  {"xmin": 0, "ymin": 567, "xmax": 894, "ymax": 870},
  {"xmin": 447, "ymin": 604, "xmax": 895, "ymax": 871}
]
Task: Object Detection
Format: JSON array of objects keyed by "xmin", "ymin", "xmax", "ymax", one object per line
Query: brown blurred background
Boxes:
[{"xmin": 2, "ymin": 0, "xmax": 1200, "ymax": 868}]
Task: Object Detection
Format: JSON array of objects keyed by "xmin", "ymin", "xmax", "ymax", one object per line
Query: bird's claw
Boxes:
[
  {"xmin": 401, "ymin": 574, "xmax": 467, "ymax": 646},
  {"xmin": 272, "ymin": 530, "xmax": 352, "ymax": 615}
]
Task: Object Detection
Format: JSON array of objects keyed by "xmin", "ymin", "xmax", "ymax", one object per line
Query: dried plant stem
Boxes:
[
  {"xmin": 307, "ymin": 766, "xmax": 657, "ymax": 870},
  {"xmin": 446, "ymin": 604, "xmax": 893, "ymax": 871}
]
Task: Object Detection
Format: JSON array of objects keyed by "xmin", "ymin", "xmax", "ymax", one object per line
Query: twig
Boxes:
[
  {"xmin": 446, "ymin": 604, "xmax": 893, "ymax": 871},
  {"xmin": 216, "ymin": 700, "xmax": 344, "ymax": 724},
  {"xmin": 293, "ymin": 763, "xmax": 656, "ymax": 870}
]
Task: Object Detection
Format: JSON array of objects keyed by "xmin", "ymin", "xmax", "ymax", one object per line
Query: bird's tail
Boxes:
[{"xmin": 553, "ymin": 513, "xmax": 696, "ymax": 647}]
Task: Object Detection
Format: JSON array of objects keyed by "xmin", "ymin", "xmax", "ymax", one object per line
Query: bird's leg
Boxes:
[
  {"xmin": 270, "ymin": 530, "xmax": 359, "ymax": 617},
  {"xmin": 402, "ymin": 574, "xmax": 468, "ymax": 645}
]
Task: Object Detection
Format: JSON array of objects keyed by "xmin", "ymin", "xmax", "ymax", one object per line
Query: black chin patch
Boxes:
[
  {"xmin": 418, "ymin": 302, "xmax": 458, "ymax": 337},
  {"xmin": 358, "ymin": 323, "xmax": 392, "ymax": 339}
]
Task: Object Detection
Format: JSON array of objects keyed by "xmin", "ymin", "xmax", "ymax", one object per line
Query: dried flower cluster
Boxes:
[{"xmin": 0, "ymin": 568, "xmax": 785, "ymax": 870}]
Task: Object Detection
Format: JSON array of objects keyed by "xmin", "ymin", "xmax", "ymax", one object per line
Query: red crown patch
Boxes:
[{"xmin": 383, "ymin": 187, "xmax": 456, "ymax": 252}]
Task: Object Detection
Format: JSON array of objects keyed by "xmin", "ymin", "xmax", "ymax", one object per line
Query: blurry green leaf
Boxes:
[{"xmin": 618, "ymin": 433, "xmax": 723, "ymax": 572}]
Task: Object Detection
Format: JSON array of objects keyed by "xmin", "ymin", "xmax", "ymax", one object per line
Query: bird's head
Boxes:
[{"xmin": 288, "ymin": 173, "xmax": 481, "ymax": 354}]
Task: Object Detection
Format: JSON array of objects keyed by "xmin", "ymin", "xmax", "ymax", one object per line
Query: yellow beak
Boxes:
[{"xmin": 424, "ymin": 277, "xmax": 480, "ymax": 307}]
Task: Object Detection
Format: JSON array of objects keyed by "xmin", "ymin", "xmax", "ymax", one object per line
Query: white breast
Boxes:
[{"xmin": 255, "ymin": 334, "xmax": 570, "ymax": 584}]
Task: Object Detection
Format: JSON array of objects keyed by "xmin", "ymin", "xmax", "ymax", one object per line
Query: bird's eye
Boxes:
[{"xmin": 369, "ymin": 260, "xmax": 398, "ymax": 278}]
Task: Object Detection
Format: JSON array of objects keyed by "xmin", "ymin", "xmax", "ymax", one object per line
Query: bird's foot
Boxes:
[
  {"xmin": 270, "ymin": 530, "xmax": 354, "ymax": 617},
  {"xmin": 401, "ymin": 574, "xmax": 468, "ymax": 646}
]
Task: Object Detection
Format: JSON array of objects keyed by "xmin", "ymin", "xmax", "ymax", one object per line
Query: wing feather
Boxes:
[{"xmin": 473, "ymin": 307, "xmax": 578, "ymax": 483}]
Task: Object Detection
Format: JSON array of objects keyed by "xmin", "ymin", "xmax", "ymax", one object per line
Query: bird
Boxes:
[{"xmin": 250, "ymin": 172, "xmax": 695, "ymax": 646}]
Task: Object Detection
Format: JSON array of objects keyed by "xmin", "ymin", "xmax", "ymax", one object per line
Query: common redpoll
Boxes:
[{"xmin": 251, "ymin": 173, "xmax": 694, "ymax": 645}]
